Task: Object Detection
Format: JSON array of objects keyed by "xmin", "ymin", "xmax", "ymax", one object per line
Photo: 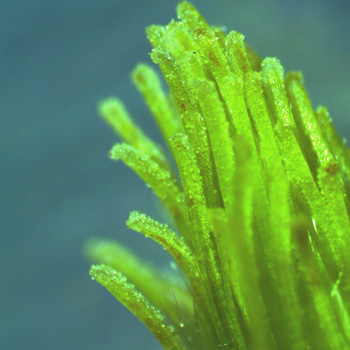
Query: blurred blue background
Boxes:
[{"xmin": 1, "ymin": 0, "xmax": 349, "ymax": 349}]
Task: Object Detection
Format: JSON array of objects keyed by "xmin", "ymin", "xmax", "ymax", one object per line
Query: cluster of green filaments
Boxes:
[{"xmin": 86, "ymin": 2, "xmax": 350, "ymax": 349}]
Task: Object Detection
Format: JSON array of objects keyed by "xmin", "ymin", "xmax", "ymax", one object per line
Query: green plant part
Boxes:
[{"xmin": 86, "ymin": 2, "xmax": 350, "ymax": 349}]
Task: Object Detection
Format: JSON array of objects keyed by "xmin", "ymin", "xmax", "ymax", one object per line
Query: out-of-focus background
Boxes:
[{"xmin": 1, "ymin": 0, "xmax": 349, "ymax": 349}]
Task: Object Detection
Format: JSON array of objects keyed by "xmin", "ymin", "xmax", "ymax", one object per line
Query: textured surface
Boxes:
[{"xmin": 1, "ymin": 1, "xmax": 350, "ymax": 349}]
